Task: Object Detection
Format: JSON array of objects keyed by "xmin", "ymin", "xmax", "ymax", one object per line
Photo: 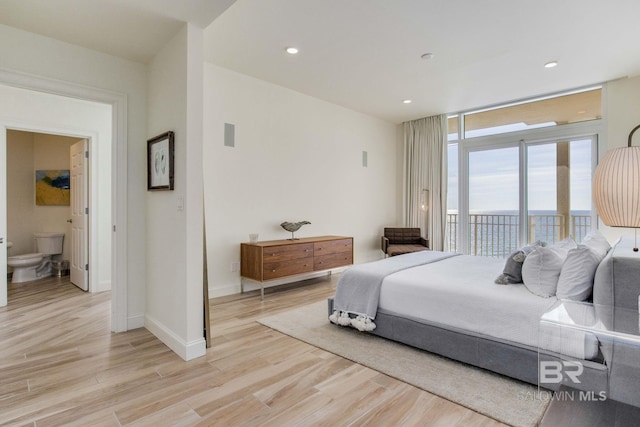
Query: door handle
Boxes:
[
  {"xmin": 0, "ymin": 237, "xmax": 3, "ymax": 243},
  {"xmin": 67, "ymin": 219, "xmax": 73, "ymax": 223}
]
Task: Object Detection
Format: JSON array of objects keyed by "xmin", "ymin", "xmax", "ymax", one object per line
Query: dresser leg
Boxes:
[
  {"xmin": 261, "ymin": 284, "xmax": 264, "ymax": 300},
  {"xmin": 240, "ymin": 278, "xmax": 244, "ymax": 294}
]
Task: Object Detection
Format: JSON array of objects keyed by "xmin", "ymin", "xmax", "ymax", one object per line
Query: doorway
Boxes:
[
  {"xmin": 4, "ymin": 131, "xmax": 89, "ymax": 291},
  {"xmin": 5, "ymin": 129, "xmax": 99, "ymax": 294},
  {"xmin": 0, "ymin": 74, "xmax": 127, "ymax": 332}
]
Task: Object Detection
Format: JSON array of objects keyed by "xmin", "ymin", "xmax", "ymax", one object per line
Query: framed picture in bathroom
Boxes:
[
  {"xmin": 35, "ymin": 170, "xmax": 70, "ymax": 205},
  {"xmin": 147, "ymin": 131, "xmax": 174, "ymax": 191}
]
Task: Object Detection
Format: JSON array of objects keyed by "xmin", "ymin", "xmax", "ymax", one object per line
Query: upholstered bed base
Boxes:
[
  {"xmin": 327, "ymin": 297, "xmax": 609, "ymax": 393},
  {"xmin": 327, "ymin": 236, "xmax": 640, "ymax": 403}
]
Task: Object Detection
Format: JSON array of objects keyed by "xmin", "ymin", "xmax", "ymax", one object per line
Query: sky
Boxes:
[{"xmin": 447, "ymin": 138, "xmax": 593, "ymax": 213}]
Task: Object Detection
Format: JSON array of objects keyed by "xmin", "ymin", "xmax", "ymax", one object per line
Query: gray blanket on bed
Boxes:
[{"xmin": 333, "ymin": 250, "xmax": 460, "ymax": 319}]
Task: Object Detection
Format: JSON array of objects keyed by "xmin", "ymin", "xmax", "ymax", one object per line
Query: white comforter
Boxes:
[{"xmin": 378, "ymin": 254, "xmax": 591, "ymax": 358}]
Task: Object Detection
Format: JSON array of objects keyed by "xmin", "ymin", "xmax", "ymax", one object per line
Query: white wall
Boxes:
[
  {"xmin": 0, "ymin": 24, "xmax": 146, "ymax": 323},
  {"xmin": 203, "ymin": 63, "xmax": 399, "ymax": 297},
  {"xmin": 145, "ymin": 24, "xmax": 205, "ymax": 360},
  {"xmin": 7, "ymin": 130, "xmax": 80, "ymax": 263},
  {"xmin": 601, "ymin": 75, "xmax": 640, "ymax": 244}
]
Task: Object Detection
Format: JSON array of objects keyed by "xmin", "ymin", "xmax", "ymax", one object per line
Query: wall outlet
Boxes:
[{"xmin": 230, "ymin": 262, "xmax": 240, "ymax": 272}]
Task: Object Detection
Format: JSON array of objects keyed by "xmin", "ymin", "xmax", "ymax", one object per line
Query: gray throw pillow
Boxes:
[{"xmin": 495, "ymin": 241, "xmax": 542, "ymax": 285}]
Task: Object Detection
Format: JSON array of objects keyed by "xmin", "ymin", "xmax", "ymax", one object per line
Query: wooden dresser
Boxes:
[{"xmin": 241, "ymin": 235, "xmax": 353, "ymax": 298}]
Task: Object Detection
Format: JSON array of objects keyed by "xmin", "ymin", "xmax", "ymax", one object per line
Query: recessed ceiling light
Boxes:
[
  {"xmin": 285, "ymin": 47, "xmax": 299, "ymax": 55},
  {"xmin": 421, "ymin": 53, "xmax": 435, "ymax": 60},
  {"xmin": 544, "ymin": 61, "xmax": 558, "ymax": 68},
  {"xmin": 403, "ymin": 99, "xmax": 412, "ymax": 104}
]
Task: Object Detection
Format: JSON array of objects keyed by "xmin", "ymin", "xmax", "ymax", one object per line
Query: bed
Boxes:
[{"xmin": 328, "ymin": 234, "xmax": 640, "ymax": 396}]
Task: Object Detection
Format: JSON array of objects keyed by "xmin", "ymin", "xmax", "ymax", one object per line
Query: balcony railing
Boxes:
[{"xmin": 446, "ymin": 213, "xmax": 592, "ymax": 257}]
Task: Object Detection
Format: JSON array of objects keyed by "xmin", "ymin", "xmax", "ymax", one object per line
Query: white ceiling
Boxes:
[
  {"xmin": 204, "ymin": 0, "xmax": 640, "ymax": 124},
  {"xmin": 2, "ymin": 1, "xmax": 640, "ymax": 124},
  {"xmin": 0, "ymin": 0, "xmax": 236, "ymax": 63}
]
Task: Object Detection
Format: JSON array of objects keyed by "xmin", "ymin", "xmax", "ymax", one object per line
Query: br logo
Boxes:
[{"xmin": 539, "ymin": 361, "xmax": 584, "ymax": 384}]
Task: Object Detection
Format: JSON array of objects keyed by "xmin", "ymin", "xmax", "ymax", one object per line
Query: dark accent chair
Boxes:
[{"xmin": 381, "ymin": 227, "xmax": 429, "ymax": 257}]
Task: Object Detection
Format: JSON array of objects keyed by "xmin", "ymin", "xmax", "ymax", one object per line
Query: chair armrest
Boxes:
[
  {"xmin": 419, "ymin": 237, "xmax": 429, "ymax": 248},
  {"xmin": 381, "ymin": 236, "xmax": 390, "ymax": 253}
]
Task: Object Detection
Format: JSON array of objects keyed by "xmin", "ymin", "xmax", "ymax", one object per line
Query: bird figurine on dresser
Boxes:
[{"xmin": 280, "ymin": 221, "xmax": 311, "ymax": 240}]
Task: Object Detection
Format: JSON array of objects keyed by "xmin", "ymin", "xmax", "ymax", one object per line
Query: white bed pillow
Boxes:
[
  {"xmin": 521, "ymin": 238, "xmax": 576, "ymax": 298},
  {"xmin": 556, "ymin": 244, "xmax": 608, "ymax": 301},
  {"xmin": 551, "ymin": 237, "xmax": 578, "ymax": 251},
  {"xmin": 582, "ymin": 229, "xmax": 611, "ymax": 257},
  {"xmin": 555, "ymin": 230, "xmax": 611, "ymax": 301}
]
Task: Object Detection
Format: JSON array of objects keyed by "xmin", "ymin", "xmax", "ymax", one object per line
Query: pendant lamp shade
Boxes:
[{"xmin": 593, "ymin": 145, "xmax": 640, "ymax": 227}]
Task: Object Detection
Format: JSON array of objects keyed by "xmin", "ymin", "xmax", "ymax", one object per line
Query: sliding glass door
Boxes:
[
  {"xmin": 457, "ymin": 135, "xmax": 596, "ymax": 257},
  {"xmin": 527, "ymin": 137, "xmax": 595, "ymax": 245},
  {"xmin": 467, "ymin": 146, "xmax": 520, "ymax": 257}
]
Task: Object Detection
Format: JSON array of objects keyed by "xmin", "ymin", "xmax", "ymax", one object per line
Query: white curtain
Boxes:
[{"xmin": 403, "ymin": 115, "xmax": 447, "ymax": 251}]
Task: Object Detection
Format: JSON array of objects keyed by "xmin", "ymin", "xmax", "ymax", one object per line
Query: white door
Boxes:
[
  {"xmin": 70, "ymin": 140, "xmax": 88, "ymax": 291},
  {"xmin": 0, "ymin": 129, "xmax": 6, "ymax": 306}
]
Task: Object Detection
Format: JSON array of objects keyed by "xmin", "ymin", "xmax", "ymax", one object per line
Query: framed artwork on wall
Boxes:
[
  {"xmin": 35, "ymin": 170, "xmax": 70, "ymax": 206},
  {"xmin": 147, "ymin": 131, "xmax": 174, "ymax": 191}
]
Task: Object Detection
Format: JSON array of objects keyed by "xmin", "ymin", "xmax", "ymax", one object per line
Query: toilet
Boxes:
[{"xmin": 7, "ymin": 232, "xmax": 65, "ymax": 284}]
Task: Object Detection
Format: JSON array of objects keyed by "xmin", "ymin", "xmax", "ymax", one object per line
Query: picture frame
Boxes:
[
  {"xmin": 147, "ymin": 131, "xmax": 174, "ymax": 191},
  {"xmin": 35, "ymin": 170, "xmax": 71, "ymax": 206}
]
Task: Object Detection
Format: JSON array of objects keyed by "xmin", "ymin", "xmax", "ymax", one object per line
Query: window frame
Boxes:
[{"xmin": 452, "ymin": 119, "xmax": 602, "ymax": 255}]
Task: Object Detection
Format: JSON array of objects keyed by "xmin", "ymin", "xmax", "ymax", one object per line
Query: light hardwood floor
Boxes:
[{"xmin": 0, "ymin": 275, "xmax": 506, "ymax": 426}]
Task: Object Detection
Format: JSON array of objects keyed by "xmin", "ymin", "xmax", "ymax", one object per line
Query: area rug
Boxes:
[{"xmin": 259, "ymin": 301, "xmax": 549, "ymax": 427}]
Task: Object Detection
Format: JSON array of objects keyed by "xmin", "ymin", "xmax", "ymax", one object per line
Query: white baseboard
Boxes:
[
  {"xmin": 144, "ymin": 314, "xmax": 206, "ymax": 361},
  {"xmin": 209, "ymin": 283, "xmax": 241, "ymax": 298},
  {"xmin": 127, "ymin": 313, "xmax": 145, "ymax": 330},
  {"xmin": 100, "ymin": 279, "xmax": 112, "ymax": 291},
  {"xmin": 90, "ymin": 279, "xmax": 112, "ymax": 293}
]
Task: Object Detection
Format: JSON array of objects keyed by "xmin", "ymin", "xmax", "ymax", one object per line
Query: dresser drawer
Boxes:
[
  {"xmin": 263, "ymin": 257, "xmax": 314, "ymax": 280},
  {"xmin": 314, "ymin": 238, "xmax": 352, "ymax": 255},
  {"xmin": 314, "ymin": 252, "xmax": 353, "ymax": 271},
  {"xmin": 263, "ymin": 243, "xmax": 313, "ymax": 263},
  {"xmin": 241, "ymin": 236, "xmax": 353, "ymax": 295}
]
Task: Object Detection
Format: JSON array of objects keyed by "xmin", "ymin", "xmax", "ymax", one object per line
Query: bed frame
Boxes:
[
  {"xmin": 328, "ymin": 297, "xmax": 608, "ymax": 392},
  {"xmin": 327, "ymin": 236, "xmax": 640, "ymax": 398}
]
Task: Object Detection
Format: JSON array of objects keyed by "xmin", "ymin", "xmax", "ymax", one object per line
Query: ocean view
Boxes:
[{"xmin": 446, "ymin": 210, "xmax": 592, "ymax": 257}]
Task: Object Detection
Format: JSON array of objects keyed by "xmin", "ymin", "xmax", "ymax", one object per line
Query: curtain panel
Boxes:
[{"xmin": 403, "ymin": 115, "xmax": 447, "ymax": 251}]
